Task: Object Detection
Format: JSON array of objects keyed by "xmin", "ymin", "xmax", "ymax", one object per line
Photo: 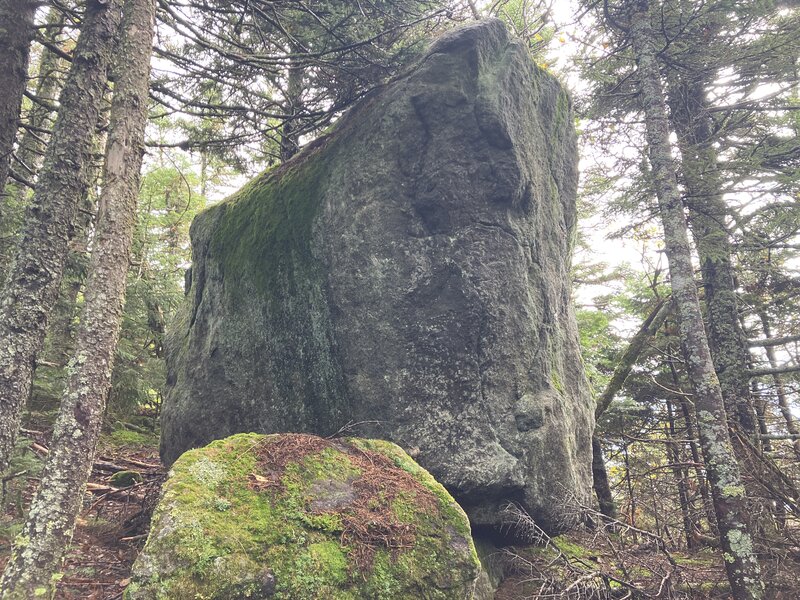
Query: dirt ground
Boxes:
[
  {"xmin": 2, "ymin": 429, "xmax": 799, "ymax": 599},
  {"xmin": 0, "ymin": 429, "xmax": 163, "ymax": 600}
]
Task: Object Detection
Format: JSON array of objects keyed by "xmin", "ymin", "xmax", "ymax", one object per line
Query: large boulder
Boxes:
[
  {"xmin": 127, "ymin": 433, "xmax": 480, "ymax": 599},
  {"xmin": 161, "ymin": 18, "xmax": 594, "ymax": 532}
]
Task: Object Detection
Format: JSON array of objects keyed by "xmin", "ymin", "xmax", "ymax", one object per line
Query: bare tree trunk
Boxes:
[
  {"xmin": 279, "ymin": 50, "xmax": 305, "ymax": 162},
  {"xmin": 591, "ymin": 436, "xmax": 617, "ymax": 519},
  {"xmin": 626, "ymin": 2, "xmax": 763, "ymax": 598},
  {"xmin": 757, "ymin": 311, "xmax": 800, "ymax": 458},
  {"xmin": 667, "ymin": 73, "xmax": 758, "ymax": 434},
  {"xmin": 0, "ymin": 0, "xmax": 36, "ymax": 194},
  {"xmin": 0, "ymin": 0, "xmax": 155, "ymax": 594},
  {"xmin": 669, "ymin": 357, "xmax": 718, "ymax": 535},
  {"xmin": 11, "ymin": 7, "xmax": 67, "ymax": 197},
  {"xmin": 595, "ymin": 298, "xmax": 670, "ymax": 418},
  {"xmin": 0, "ymin": 7, "xmax": 67, "ymax": 289},
  {"xmin": 666, "ymin": 397, "xmax": 696, "ymax": 548},
  {"xmin": 622, "ymin": 440, "xmax": 638, "ymax": 541},
  {"xmin": 0, "ymin": 0, "xmax": 122, "ymax": 473},
  {"xmin": 592, "ymin": 298, "xmax": 670, "ymax": 517}
]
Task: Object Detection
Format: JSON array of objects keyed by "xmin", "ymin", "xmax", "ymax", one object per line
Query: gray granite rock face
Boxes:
[{"xmin": 161, "ymin": 18, "xmax": 594, "ymax": 533}]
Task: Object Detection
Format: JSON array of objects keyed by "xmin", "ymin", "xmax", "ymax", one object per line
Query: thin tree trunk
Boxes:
[
  {"xmin": 622, "ymin": 441, "xmax": 638, "ymax": 542},
  {"xmin": 0, "ymin": 0, "xmax": 122, "ymax": 473},
  {"xmin": 592, "ymin": 298, "xmax": 670, "ymax": 517},
  {"xmin": 751, "ymin": 378, "xmax": 772, "ymax": 452},
  {"xmin": 11, "ymin": 7, "xmax": 67, "ymax": 197},
  {"xmin": 0, "ymin": 0, "xmax": 36, "ymax": 194},
  {"xmin": 1, "ymin": 7, "xmax": 66, "ymax": 290},
  {"xmin": 757, "ymin": 311, "xmax": 800, "ymax": 458},
  {"xmin": 0, "ymin": 0, "xmax": 155, "ymax": 594},
  {"xmin": 591, "ymin": 436, "xmax": 617, "ymax": 519},
  {"xmin": 669, "ymin": 357, "xmax": 718, "ymax": 535},
  {"xmin": 279, "ymin": 48, "xmax": 305, "ymax": 161},
  {"xmin": 626, "ymin": 2, "xmax": 764, "ymax": 598},
  {"xmin": 595, "ymin": 298, "xmax": 670, "ymax": 419},
  {"xmin": 666, "ymin": 397, "xmax": 696, "ymax": 549}
]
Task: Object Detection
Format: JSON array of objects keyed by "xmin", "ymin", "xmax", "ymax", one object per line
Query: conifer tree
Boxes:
[
  {"xmin": 0, "ymin": 0, "xmax": 37, "ymax": 194},
  {"xmin": 0, "ymin": 0, "xmax": 157, "ymax": 594},
  {"xmin": 609, "ymin": 1, "xmax": 764, "ymax": 596},
  {"xmin": 0, "ymin": 0, "xmax": 123, "ymax": 473}
]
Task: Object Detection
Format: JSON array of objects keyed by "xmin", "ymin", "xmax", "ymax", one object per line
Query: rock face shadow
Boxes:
[{"xmin": 160, "ymin": 18, "xmax": 594, "ymax": 535}]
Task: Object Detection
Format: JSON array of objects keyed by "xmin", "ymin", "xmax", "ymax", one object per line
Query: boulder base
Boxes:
[{"xmin": 127, "ymin": 433, "xmax": 480, "ymax": 599}]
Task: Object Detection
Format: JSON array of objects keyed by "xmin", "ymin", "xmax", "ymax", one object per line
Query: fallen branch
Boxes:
[
  {"xmin": 87, "ymin": 481, "xmax": 147, "ymax": 513},
  {"xmin": 86, "ymin": 482, "xmax": 114, "ymax": 494},
  {"xmin": 97, "ymin": 454, "xmax": 160, "ymax": 470}
]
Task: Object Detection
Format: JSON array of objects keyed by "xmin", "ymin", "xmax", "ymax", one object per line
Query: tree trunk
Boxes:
[
  {"xmin": 10, "ymin": 6, "xmax": 67, "ymax": 196},
  {"xmin": 669, "ymin": 356, "xmax": 718, "ymax": 534},
  {"xmin": 1, "ymin": 7, "xmax": 66, "ymax": 289},
  {"xmin": 626, "ymin": 2, "xmax": 764, "ymax": 598},
  {"xmin": 622, "ymin": 440, "xmax": 638, "ymax": 540},
  {"xmin": 667, "ymin": 73, "xmax": 758, "ymax": 434},
  {"xmin": 279, "ymin": 49, "xmax": 305, "ymax": 161},
  {"xmin": 0, "ymin": 0, "xmax": 155, "ymax": 594},
  {"xmin": 595, "ymin": 298, "xmax": 670, "ymax": 419},
  {"xmin": 592, "ymin": 298, "xmax": 670, "ymax": 518},
  {"xmin": 666, "ymin": 397, "xmax": 696, "ymax": 549},
  {"xmin": 41, "ymin": 116, "xmax": 109, "ymax": 371},
  {"xmin": 591, "ymin": 436, "xmax": 617, "ymax": 519},
  {"xmin": 0, "ymin": 0, "xmax": 36, "ymax": 194},
  {"xmin": 0, "ymin": 0, "xmax": 122, "ymax": 473},
  {"xmin": 757, "ymin": 311, "xmax": 800, "ymax": 458}
]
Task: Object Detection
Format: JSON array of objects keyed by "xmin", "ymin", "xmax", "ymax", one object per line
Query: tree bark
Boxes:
[
  {"xmin": 0, "ymin": 0, "xmax": 155, "ymax": 594},
  {"xmin": 669, "ymin": 356, "xmax": 718, "ymax": 534},
  {"xmin": 0, "ymin": 7, "xmax": 67, "ymax": 288},
  {"xmin": 592, "ymin": 298, "xmax": 670, "ymax": 518},
  {"xmin": 757, "ymin": 311, "xmax": 800, "ymax": 458},
  {"xmin": 667, "ymin": 73, "xmax": 758, "ymax": 434},
  {"xmin": 595, "ymin": 297, "xmax": 670, "ymax": 419},
  {"xmin": 10, "ymin": 6, "xmax": 67, "ymax": 196},
  {"xmin": 41, "ymin": 117, "xmax": 109, "ymax": 371},
  {"xmin": 665, "ymin": 397, "xmax": 696, "ymax": 548},
  {"xmin": 0, "ymin": 0, "xmax": 123, "ymax": 473},
  {"xmin": 591, "ymin": 436, "xmax": 617, "ymax": 519},
  {"xmin": 0, "ymin": 0, "xmax": 36, "ymax": 194},
  {"xmin": 279, "ymin": 50, "xmax": 305, "ymax": 162},
  {"xmin": 626, "ymin": 2, "xmax": 764, "ymax": 598}
]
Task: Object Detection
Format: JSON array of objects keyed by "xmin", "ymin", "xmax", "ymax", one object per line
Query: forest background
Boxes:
[{"xmin": 0, "ymin": 0, "xmax": 799, "ymax": 598}]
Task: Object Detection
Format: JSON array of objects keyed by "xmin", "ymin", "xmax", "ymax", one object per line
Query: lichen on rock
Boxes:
[{"xmin": 126, "ymin": 433, "xmax": 480, "ymax": 599}]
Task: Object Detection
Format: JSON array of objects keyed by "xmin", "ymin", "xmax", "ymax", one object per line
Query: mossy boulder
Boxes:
[
  {"xmin": 162, "ymin": 18, "xmax": 593, "ymax": 533},
  {"xmin": 126, "ymin": 433, "xmax": 480, "ymax": 599},
  {"xmin": 109, "ymin": 470, "xmax": 143, "ymax": 488}
]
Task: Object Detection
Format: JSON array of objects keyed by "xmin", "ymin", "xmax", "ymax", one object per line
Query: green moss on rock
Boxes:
[
  {"xmin": 109, "ymin": 470, "xmax": 143, "ymax": 488},
  {"xmin": 127, "ymin": 433, "xmax": 479, "ymax": 599},
  {"xmin": 206, "ymin": 146, "xmax": 332, "ymax": 308}
]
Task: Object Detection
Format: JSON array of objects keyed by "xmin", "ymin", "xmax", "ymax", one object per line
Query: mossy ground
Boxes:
[{"xmin": 127, "ymin": 433, "xmax": 479, "ymax": 600}]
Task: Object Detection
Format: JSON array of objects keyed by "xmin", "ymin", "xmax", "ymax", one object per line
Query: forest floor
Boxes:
[
  {"xmin": 1, "ymin": 423, "xmax": 164, "ymax": 600},
  {"xmin": 1, "ymin": 423, "xmax": 798, "ymax": 599}
]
